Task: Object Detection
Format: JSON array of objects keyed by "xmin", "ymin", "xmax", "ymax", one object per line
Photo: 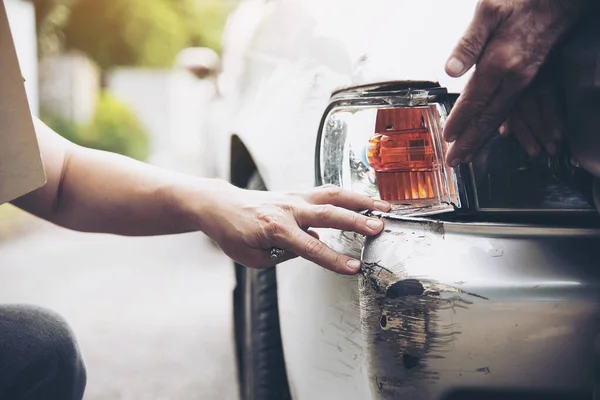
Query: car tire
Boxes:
[{"xmin": 233, "ymin": 171, "xmax": 291, "ymax": 400}]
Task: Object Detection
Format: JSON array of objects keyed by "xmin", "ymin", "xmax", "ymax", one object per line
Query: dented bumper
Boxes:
[{"xmin": 359, "ymin": 216, "xmax": 600, "ymax": 399}]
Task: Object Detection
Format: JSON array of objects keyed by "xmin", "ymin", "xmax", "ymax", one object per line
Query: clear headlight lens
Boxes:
[{"xmin": 317, "ymin": 87, "xmax": 460, "ymax": 215}]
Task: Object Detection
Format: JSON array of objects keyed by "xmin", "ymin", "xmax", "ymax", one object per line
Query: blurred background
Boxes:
[{"xmin": 1, "ymin": 0, "xmax": 241, "ymax": 398}]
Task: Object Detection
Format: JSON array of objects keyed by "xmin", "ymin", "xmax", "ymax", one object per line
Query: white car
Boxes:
[{"xmin": 210, "ymin": 1, "xmax": 600, "ymax": 399}]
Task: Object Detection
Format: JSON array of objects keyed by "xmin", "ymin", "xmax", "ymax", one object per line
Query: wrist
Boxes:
[{"xmin": 167, "ymin": 176, "xmax": 234, "ymax": 237}]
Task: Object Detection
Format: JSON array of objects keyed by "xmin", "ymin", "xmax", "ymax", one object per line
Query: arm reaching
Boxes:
[{"xmin": 12, "ymin": 119, "xmax": 390, "ymax": 274}]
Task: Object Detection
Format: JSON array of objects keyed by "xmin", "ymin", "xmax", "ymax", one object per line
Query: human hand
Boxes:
[
  {"xmin": 443, "ymin": 0, "xmax": 591, "ymax": 166},
  {"xmin": 499, "ymin": 63, "xmax": 565, "ymax": 157},
  {"xmin": 201, "ymin": 181, "xmax": 391, "ymax": 275}
]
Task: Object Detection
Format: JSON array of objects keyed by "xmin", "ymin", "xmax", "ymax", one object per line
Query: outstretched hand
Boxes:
[
  {"xmin": 202, "ymin": 181, "xmax": 390, "ymax": 275},
  {"xmin": 443, "ymin": 0, "xmax": 590, "ymax": 166}
]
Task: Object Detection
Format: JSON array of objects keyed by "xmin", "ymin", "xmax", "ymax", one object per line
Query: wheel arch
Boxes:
[{"xmin": 230, "ymin": 134, "xmax": 262, "ymax": 188}]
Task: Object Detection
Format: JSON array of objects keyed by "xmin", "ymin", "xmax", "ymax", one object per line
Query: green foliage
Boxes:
[
  {"xmin": 32, "ymin": 0, "xmax": 76, "ymax": 58},
  {"xmin": 45, "ymin": 91, "xmax": 149, "ymax": 161},
  {"xmin": 35, "ymin": 0, "xmax": 235, "ymax": 69},
  {"xmin": 172, "ymin": 0, "xmax": 236, "ymax": 52}
]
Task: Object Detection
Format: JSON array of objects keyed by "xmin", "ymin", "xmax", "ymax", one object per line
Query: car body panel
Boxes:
[
  {"xmin": 361, "ymin": 217, "xmax": 600, "ymax": 399},
  {"xmin": 214, "ymin": 0, "xmax": 600, "ymax": 398},
  {"xmin": 215, "ymin": 0, "xmax": 478, "ymax": 187}
]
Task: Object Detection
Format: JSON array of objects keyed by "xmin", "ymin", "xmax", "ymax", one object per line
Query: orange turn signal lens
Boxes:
[
  {"xmin": 367, "ymin": 107, "xmax": 454, "ymax": 204},
  {"xmin": 318, "ymin": 87, "xmax": 460, "ymax": 215}
]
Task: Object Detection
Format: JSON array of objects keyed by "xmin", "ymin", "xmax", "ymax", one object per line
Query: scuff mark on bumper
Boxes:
[
  {"xmin": 359, "ymin": 260, "xmax": 484, "ymax": 398},
  {"xmin": 358, "ymin": 215, "xmax": 600, "ymax": 399},
  {"xmin": 361, "ymin": 262, "xmax": 489, "ymax": 301}
]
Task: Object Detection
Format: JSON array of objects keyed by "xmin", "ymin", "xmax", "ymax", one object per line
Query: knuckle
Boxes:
[
  {"xmin": 478, "ymin": 0, "xmax": 503, "ymax": 21},
  {"xmin": 316, "ymin": 204, "xmax": 336, "ymax": 219},
  {"xmin": 333, "ymin": 254, "xmax": 346, "ymax": 271},
  {"xmin": 323, "ymin": 185, "xmax": 342, "ymax": 200},
  {"xmin": 304, "ymin": 239, "xmax": 325, "ymax": 259},
  {"xmin": 458, "ymin": 34, "xmax": 485, "ymax": 60},
  {"xmin": 259, "ymin": 209, "xmax": 287, "ymax": 241},
  {"xmin": 263, "ymin": 220, "xmax": 284, "ymax": 240},
  {"xmin": 493, "ymin": 52, "xmax": 540, "ymax": 87},
  {"xmin": 350, "ymin": 211, "xmax": 361, "ymax": 227},
  {"xmin": 277, "ymin": 203, "xmax": 294, "ymax": 214}
]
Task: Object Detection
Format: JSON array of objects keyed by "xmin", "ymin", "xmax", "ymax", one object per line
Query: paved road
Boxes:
[{"xmin": 0, "ymin": 221, "xmax": 239, "ymax": 400}]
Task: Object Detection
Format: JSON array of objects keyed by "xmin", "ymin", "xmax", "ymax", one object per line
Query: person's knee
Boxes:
[{"xmin": 2, "ymin": 305, "xmax": 87, "ymax": 399}]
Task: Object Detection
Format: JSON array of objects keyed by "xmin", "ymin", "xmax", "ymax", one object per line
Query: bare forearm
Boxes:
[
  {"xmin": 13, "ymin": 119, "xmax": 216, "ymax": 236},
  {"xmin": 51, "ymin": 147, "xmax": 216, "ymax": 235},
  {"xmin": 12, "ymin": 120, "xmax": 390, "ymax": 274}
]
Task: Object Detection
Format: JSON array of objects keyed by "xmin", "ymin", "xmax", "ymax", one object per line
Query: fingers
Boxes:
[
  {"xmin": 502, "ymin": 78, "xmax": 564, "ymax": 157},
  {"xmin": 515, "ymin": 92, "xmax": 556, "ymax": 156},
  {"xmin": 445, "ymin": 0, "xmax": 500, "ymax": 77},
  {"xmin": 295, "ymin": 204, "xmax": 384, "ymax": 236},
  {"xmin": 444, "ymin": 65, "xmax": 514, "ymax": 164},
  {"xmin": 534, "ymin": 82, "xmax": 563, "ymax": 152},
  {"xmin": 283, "ymin": 227, "xmax": 363, "ymax": 275},
  {"xmin": 234, "ymin": 230, "xmax": 321, "ymax": 269},
  {"xmin": 444, "ymin": 34, "xmax": 543, "ymax": 164},
  {"xmin": 508, "ymin": 114, "xmax": 541, "ymax": 158},
  {"xmin": 305, "ymin": 185, "xmax": 391, "ymax": 212}
]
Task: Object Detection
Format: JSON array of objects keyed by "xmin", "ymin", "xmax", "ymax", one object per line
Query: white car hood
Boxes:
[{"xmin": 284, "ymin": 0, "xmax": 480, "ymax": 93}]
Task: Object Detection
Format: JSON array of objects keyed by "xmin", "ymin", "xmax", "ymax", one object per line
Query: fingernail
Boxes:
[
  {"xmin": 346, "ymin": 259, "xmax": 361, "ymax": 271},
  {"xmin": 446, "ymin": 57, "xmax": 465, "ymax": 77},
  {"xmin": 366, "ymin": 219, "xmax": 383, "ymax": 230},
  {"xmin": 374, "ymin": 200, "xmax": 391, "ymax": 212},
  {"xmin": 448, "ymin": 158, "xmax": 461, "ymax": 168},
  {"xmin": 546, "ymin": 143, "xmax": 557, "ymax": 155}
]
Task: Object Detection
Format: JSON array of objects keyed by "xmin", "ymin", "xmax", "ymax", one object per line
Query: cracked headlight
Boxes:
[{"xmin": 316, "ymin": 86, "xmax": 460, "ymax": 215}]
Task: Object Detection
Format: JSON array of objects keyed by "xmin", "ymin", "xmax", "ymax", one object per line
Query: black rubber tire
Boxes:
[{"xmin": 233, "ymin": 172, "xmax": 291, "ymax": 400}]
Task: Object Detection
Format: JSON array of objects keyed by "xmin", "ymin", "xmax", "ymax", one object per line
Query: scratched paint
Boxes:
[
  {"xmin": 357, "ymin": 214, "xmax": 600, "ymax": 399},
  {"xmin": 359, "ymin": 260, "xmax": 488, "ymax": 399}
]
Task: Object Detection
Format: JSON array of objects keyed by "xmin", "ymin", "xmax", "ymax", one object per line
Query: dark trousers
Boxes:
[{"xmin": 0, "ymin": 305, "xmax": 86, "ymax": 400}]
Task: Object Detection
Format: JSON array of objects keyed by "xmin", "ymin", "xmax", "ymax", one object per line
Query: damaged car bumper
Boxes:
[{"xmin": 359, "ymin": 215, "xmax": 600, "ymax": 400}]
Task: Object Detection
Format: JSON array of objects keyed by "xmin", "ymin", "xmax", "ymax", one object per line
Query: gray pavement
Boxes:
[{"xmin": 0, "ymin": 221, "xmax": 239, "ymax": 400}]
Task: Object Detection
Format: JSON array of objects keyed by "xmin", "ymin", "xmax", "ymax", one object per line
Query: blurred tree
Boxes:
[
  {"xmin": 31, "ymin": 0, "xmax": 235, "ymax": 69},
  {"xmin": 62, "ymin": 0, "xmax": 188, "ymax": 69},
  {"xmin": 45, "ymin": 90, "xmax": 150, "ymax": 161},
  {"xmin": 172, "ymin": 0, "xmax": 234, "ymax": 52},
  {"xmin": 30, "ymin": 0, "xmax": 75, "ymax": 58}
]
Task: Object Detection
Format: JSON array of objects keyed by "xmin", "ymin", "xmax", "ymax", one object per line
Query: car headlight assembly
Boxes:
[
  {"xmin": 316, "ymin": 86, "xmax": 461, "ymax": 216},
  {"xmin": 316, "ymin": 84, "xmax": 597, "ymax": 217}
]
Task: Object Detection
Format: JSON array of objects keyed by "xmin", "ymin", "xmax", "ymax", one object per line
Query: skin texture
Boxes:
[
  {"xmin": 443, "ymin": 0, "xmax": 593, "ymax": 166},
  {"xmin": 12, "ymin": 119, "xmax": 391, "ymax": 275},
  {"xmin": 500, "ymin": 63, "xmax": 565, "ymax": 157}
]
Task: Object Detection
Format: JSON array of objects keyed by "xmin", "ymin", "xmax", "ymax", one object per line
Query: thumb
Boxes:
[{"xmin": 446, "ymin": 1, "xmax": 499, "ymax": 77}]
